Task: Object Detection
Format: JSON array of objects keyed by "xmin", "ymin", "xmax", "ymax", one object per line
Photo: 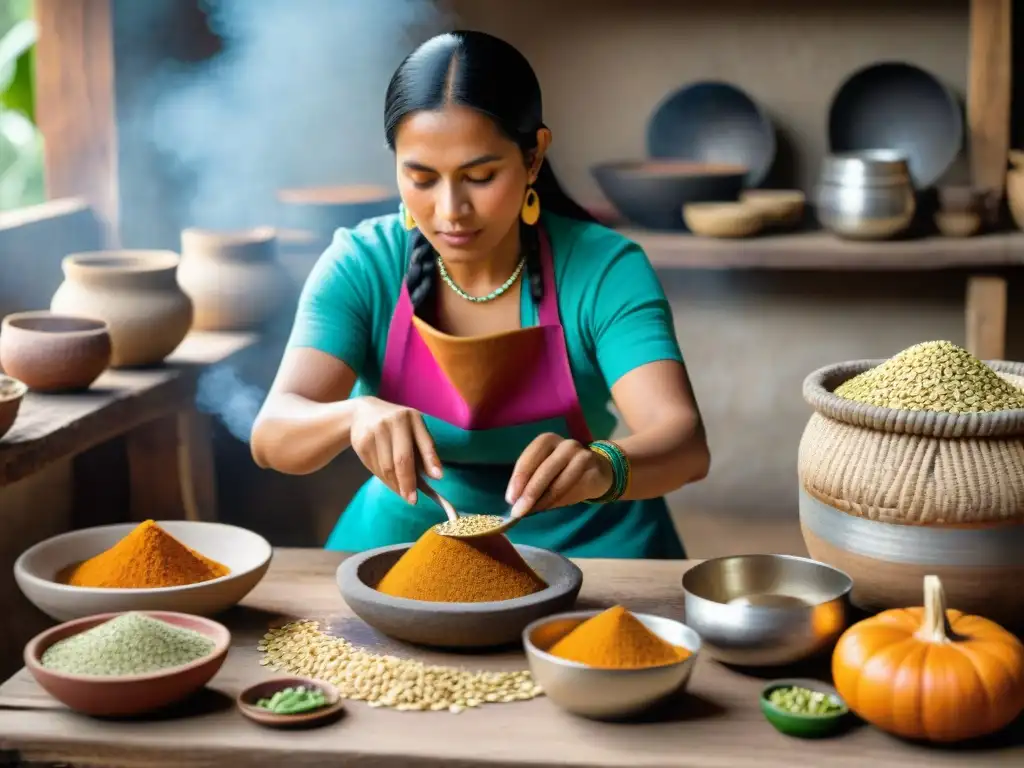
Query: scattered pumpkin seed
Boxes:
[
  {"xmin": 768, "ymin": 685, "xmax": 845, "ymax": 716},
  {"xmin": 257, "ymin": 620, "xmax": 543, "ymax": 714}
]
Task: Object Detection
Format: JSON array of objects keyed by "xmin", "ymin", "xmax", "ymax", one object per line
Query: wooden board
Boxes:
[
  {"xmin": 34, "ymin": 0, "xmax": 119, "ymax": 245},
  {"xmin": 0, "ymin": 550, "xmax": 1019, "ymax": 768},
  {"xmin": 624, "ymin": 229, "xmax": 1024, "ymax": 271},
  {"xmin": 967, "ymin": 0, "xmax": 1013, "ymax": 194},
  {"xmin": 0, "ymin": 332, "xmax": 257, "ymax": 487}
]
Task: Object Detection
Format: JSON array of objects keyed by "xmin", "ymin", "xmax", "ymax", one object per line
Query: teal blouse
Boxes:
[{"xmin": 286, "ymin": 211, "xmax": 688, "ymax": 558}]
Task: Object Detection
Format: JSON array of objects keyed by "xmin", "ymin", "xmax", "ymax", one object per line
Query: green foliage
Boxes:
[{"xmin": 0, "ymin": 4, "xmax": 42, "ymax": 210}]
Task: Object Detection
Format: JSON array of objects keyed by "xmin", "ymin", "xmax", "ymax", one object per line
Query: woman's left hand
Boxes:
[{"xmin": 505, "ymin": 433, "xmax": 614, "ymax": 519}]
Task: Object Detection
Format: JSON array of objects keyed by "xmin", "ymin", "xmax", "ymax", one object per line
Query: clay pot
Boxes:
[
  {"xmin": 0, "ymin": 312, "xmax": 111, "ymax": 392},
  {"xmin": 0, "ymin": 375, "xmax": 27, "ymax": 441},
  {"xmin": 178, "ymin": 227, "xmax": 289, "ymax": 331},
  {"xmin": 50, "ymin": 251, "xmax": 193, "ymax": 368},
  {"xmin": 1006, "ymin": 170, "xmax": 1024, "ymax": 231},
  {"xmin": 798, "ymin": 359, "xmax": 1024, "ymax": 630}
]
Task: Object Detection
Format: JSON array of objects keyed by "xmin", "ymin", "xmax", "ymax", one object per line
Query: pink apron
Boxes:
[{"xmin": 378, "ymin": 229, "xmax": 592, "ymax": 443}]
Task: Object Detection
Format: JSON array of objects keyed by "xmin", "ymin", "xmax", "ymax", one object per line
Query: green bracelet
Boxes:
[{"xmin": 588, "ymin": 440, "xmax": 631, "ymax": 504}]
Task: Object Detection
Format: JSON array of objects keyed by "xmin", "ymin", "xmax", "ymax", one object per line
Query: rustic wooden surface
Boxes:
[
  {"xmin": 0, "ymin": 549, "xmax": 1019, "ymax": 768},
  {"xmin": 0, "ymin": 332, "xmax": 257, "ymax": 487},
  {"xmin": 34, "ymin": 0, "xmax": 119, "ymax": 246},
  {"xmin": 628, "ymin": 230, "xmax": 1024, "ymax": 271}
]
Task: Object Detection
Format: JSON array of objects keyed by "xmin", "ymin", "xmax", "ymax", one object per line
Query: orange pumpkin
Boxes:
[{"xmin": 832, "ymin": 574, "xmax": 1024, "ymax": 743}]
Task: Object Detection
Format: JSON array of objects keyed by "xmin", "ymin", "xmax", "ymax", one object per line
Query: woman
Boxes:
[{"xmin": 251, "ymin": 30, "xmax": 710, "ymax": 559}]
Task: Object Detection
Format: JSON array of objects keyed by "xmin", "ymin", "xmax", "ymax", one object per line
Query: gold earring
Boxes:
[
  {"xmin": 521, "ymin": 186, "xmax": 540, "ymax": 226},
  {"xmin": 401, "ymin": 204, "xmax": 416, "ymax": 231}
]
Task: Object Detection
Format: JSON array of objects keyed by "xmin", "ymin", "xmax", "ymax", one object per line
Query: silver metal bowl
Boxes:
[
  {"xmin": 523, "ymin": 610, "xmax": 701, "ymax": 720},
  {"xmin": 815, "ymin": 152, "xmax": 917, "ymax": 240},
  {"xmin": 682, "ymin": 554, "xmax": 853, "ymax": 667}
]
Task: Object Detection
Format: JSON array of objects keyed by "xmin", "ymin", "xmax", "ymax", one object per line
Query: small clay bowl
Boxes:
[
  {"xmin": 0, "ymin": 374, "xmax": 27, "ymax": 440},
  {"xmin": 759, "ymin": 678, "xmax": 852, "ymax": 738},
  {"xmin": 935, "ymin": 210, "xmax": 982, "ymax": 237},
  {"xmin": 740, "ymin": 189, "xmax": 806, "ymax": 229},
  {"xmin": 24, "ymin": 610, "xmax": 231, "ymax": 717},
  {"xmin": 1, "ymin": 311, "xmax": 112, "ymax": 392},
  {"xmin": 237, "ymin": 676, "xmax": 344, "ymax": 729},
  {"xmin": 683, "ymin": 201, "xmax": 764, "ymax": 238}
]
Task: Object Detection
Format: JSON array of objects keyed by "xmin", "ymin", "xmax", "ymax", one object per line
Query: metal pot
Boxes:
[{"xmin": 815, "ymin": 152, "xmax": 916, "ymax": 240}]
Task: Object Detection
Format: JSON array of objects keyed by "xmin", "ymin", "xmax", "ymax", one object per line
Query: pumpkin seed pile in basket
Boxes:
[
  {"xmin": 258, "ymin": 620, "xmax": 543, "ymax": 713},
  {"xmin": 834, "ymin": 340, "xmax": 1024, "ymax": 413}
]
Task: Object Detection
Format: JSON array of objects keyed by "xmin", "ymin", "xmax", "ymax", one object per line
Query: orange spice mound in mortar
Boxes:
[
  {"xmin": 375, "ymin": 528, "xmax": 547, "ymax": 603},
  {"xmin": 59, "ymin": 520, "xmax": 230, "ymax": 588},
  {"xmin": 548, "ymin": 605, "xmax": 691, "ymax": 669}
]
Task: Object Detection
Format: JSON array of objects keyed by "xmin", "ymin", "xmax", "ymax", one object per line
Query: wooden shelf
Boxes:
[
  {"xmin": 0, "ymin": 332, "xmax": 257, "ymax": 487},
  {"xmin": 623, "ymin": 229, "xmax": 1024, "ymax": 271}
]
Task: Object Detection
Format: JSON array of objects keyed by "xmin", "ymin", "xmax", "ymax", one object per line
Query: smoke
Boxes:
[
  {"xmin": 142, "ymin": 0, "xmax": 450, "ymax": 441},
  {"xmin": 149, "ymin": 0, "xmax": 450, "ymax": 230},
  {"xmin": 195, "ymin": 364, "xmax": 266, "ymax": 443}
]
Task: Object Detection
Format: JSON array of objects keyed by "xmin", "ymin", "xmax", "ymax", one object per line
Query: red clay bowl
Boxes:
[{"xmin": 24, "ymin": 610, "xmax": 231, "ymax": 717}]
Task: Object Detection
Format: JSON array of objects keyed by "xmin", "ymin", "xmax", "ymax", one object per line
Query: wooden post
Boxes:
[
  {"xmin": 965, "ymin": 275, "xmax": 1008, "ymax": 360},
  {"xmin": 33, "ymin": 0, "xmax": 120, "ymax": 246},
  {"xmin": 967, "ymin": 0, "xmax": 1012, "ymax": 194}
]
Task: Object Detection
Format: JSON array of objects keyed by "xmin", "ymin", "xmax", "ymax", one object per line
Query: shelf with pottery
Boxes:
[
  {"xmin": 627, "ymin": 228, "xmax": 1024, "ymax": 271},
  {"xmin": 0, "ymin": 331, "xmax": 257, "ymax": 488},
  {"xmin": 1, "ymin": 546, "xmax": 1021, "ymax": 767}
]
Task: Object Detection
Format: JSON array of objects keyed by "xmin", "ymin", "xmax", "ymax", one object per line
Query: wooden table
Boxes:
[{"xmin": 0, "ymin": 550, "xmax": 1020, "ymax": 767}]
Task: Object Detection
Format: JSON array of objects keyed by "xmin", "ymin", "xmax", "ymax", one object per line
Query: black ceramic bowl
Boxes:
[
  {"xmin": 646, "ymin": 81, "xmax": 776, "ymax": 188},
  {"xmin": 828, "ymin": 61, "xmax": 962, "ymax": 190},
  {"xmin": 592, "ymin": 161, "xmax": 747, "ymax": 231}
]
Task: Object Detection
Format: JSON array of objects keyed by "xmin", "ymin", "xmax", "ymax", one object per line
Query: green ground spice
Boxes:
[
  {"xmin": 40, "ymin": 612, "xmax": 215, "ymax": 676},
  {"xmin": 834, "ymin": 340, "xmax": 1024, "ymax": 413}
]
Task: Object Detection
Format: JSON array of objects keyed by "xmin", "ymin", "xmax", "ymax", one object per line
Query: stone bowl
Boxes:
[
  {"xmin": 336, "ymin": 542, "xmax": 583, "ymax": 648},
  {"xmin": 24, "ymin": 610, "xmax": 230, "ymax": 716},
  {"xmin": 1, "ymin": 311, "xmax": 112, "ymax": 392},
  {"xmin": 0, "ymin": 374, "xmax": 27, "ymax": 440},
  {"xmin": 522, "ymin": 609, "xmax": 702, "ymax": 721},
  {"xmin": 14, "ymin": 521, "xmax": 273, "ymax": 621}
]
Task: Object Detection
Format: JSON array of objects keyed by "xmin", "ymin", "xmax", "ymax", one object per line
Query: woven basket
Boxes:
[{"xmin": 797, "ymin": 359, "xmax": 1024, "ymax": 627}]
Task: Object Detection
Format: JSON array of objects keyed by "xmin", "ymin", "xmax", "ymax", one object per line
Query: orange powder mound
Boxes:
[
  {"xmin": 59, "ymin": 519, "xmax": 230, "ymax": 589},
  {"xmin": 375, "ymin": 528, "xmax": 547, "ymax": 603},
  {"xmin": 548, "ymin": 605, "xmax": 691, "ymax": 669}
]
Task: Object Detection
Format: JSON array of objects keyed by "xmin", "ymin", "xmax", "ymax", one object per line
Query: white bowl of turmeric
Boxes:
[
  {"xmin": 523, "ymin": 605, "xmax": 701, "ymax": 720},
  {"xmin": 14, "ymin": 520, "xmax": 272, "ymax": 621}
]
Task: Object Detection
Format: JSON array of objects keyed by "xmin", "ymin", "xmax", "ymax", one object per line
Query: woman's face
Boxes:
[{"xmin": 395, "ymin": 104, "xmax": 547, "ymax": 263}]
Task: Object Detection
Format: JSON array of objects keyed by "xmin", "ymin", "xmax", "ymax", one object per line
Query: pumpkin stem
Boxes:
[{"xmin": 915, "ymin": 574, "xmax": 959, "ymax": 643}]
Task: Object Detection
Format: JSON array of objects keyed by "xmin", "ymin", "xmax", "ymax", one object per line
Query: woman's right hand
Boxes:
[{"xmin": 350, "ymin": 397, "xmax": 442, "ymax": 504}]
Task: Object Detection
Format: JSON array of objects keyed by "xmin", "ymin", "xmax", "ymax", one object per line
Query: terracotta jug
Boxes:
[
  {"xmin": 50, "ymin": 251, "xmax": 193, "ymax": 368},
  {"xmin": 178, "ymin": 227, "xmax": 289, "ymax": 331}
]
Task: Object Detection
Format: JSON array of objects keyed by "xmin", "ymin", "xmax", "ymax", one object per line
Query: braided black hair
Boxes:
[{"xmin": 384, "ymin": 31, "xmax": 596, "ymax": 314}]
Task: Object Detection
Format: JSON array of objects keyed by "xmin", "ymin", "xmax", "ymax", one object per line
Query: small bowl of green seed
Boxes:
[
  {"xmin": 759, "ymin": 678, "xmax": 852, "ymax": 739},
  {"xmin": 237, "ymin": 676, "xmax": 344, "ymax": 729}
]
